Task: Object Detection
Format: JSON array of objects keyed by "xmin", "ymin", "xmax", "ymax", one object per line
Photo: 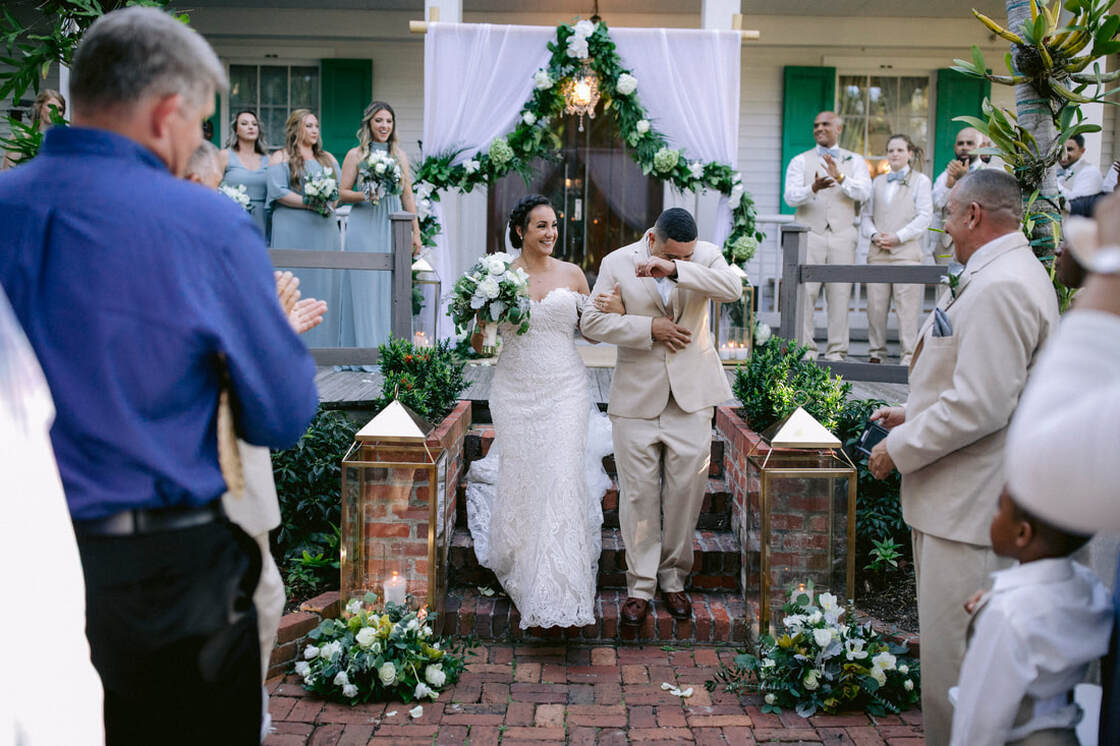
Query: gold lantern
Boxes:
[
  {"xmin": 713, "ymin": 265, "xmax": 755, "ymax": 364},
  {"xmin": 748, "ymin": 407, "xmax": 857, "ymax": 634},
  {"xmin": 411, "ymin": 255, "xmax": 442, "ymax": 350},
  {"xmin": 340, "ymin": 400, "xmax": 452, "ymax": 629}
]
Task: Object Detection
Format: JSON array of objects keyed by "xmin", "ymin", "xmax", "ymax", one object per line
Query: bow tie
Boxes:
[
  {"xmin": 1058, "ymin": 166, "xmax": 1072, "ymax": 179},
  {"xmin": 818, "ymin": 147, "xmax": 841, "ymax": 159},
  {"xmin": 886, "ymin": 171, "xmax": 907, "ymax": 183}
]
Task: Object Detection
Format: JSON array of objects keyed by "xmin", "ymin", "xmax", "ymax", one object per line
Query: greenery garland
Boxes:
[{"xmin": 413, "ymin": 19, "xmax": 763, "ymax": 269}]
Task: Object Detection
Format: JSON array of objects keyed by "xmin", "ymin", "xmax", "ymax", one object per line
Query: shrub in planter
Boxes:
[
  {"xmin": 732, "ymin": 336, "xmax": 850, "ymax": 432},
  {"xmin": 372, "ymin": 337, "xmax": 467, "ymax": 422}
]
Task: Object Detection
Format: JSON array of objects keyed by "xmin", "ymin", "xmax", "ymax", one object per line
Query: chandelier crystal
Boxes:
[{"xmin": 562, "ymin": 62, "xmax": 601, "ymax": 132}]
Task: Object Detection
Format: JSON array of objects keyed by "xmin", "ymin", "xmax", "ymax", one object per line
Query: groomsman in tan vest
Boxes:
[
  {"xmin": 784, "ymin": 111, "xmax": 871, "ymax": 360},
  {"xmin": 931, "ymin": 127, "xmax": 989, "ymax": 265},
  {"xmin": 860, "ymin": 134, "xmax": 933, "ymax": 366}
]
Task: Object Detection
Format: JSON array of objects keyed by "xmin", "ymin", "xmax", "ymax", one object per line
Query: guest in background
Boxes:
[
  {"xmin": 268, "ymin": 108, "xmax": 342, "ymax": 350},
  {"xmin": 860, "ymin": 133, "xmax": 932, "ymax": 366},
  {"xmin": 1057, "ymin": 134, "xmax": 1104, "ymax": 202},
  {"xmin": 2, "ymin": 88, "xmax": 66, "ymax": 170},
  {"xmin": 220, "ymin": 109, "xmax": 271, "ymax": 238},
  {"xmin": 783, "ymin": 110, "xmax": 871, "ymax": 360},
  {"xmin": 1102, "ymin": 157, "xmax": 1119, "ymax": 192},
  {"xmin": 931, "ymin": 127, "xmax": 989, "ymax": 265},
  {"xmin": 337, "ymin": 101, "xmax": 421, "ymax": 367}
]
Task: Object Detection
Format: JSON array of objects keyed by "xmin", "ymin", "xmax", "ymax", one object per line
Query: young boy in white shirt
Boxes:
[{"xmin": 950, "ymin": 487, "xmax": 1112, "ymax": 745}]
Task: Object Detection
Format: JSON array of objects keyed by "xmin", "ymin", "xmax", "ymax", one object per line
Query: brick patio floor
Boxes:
[{"xmin": 264, "ymin": 642, "xmax": 924, "ymax": 745}]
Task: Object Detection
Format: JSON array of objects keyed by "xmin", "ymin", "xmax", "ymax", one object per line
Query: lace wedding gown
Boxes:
[{"xmin": 465, "ymin": 287, "xmax": 612, "ymax": 629}]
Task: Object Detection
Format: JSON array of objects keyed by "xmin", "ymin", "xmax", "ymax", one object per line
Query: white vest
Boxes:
[
  {"xmin": 869, "ymin": 173, "xmax": 921, "ymax": 263},
  {"xmin": 795, "ymin": 149, "xmax": 862, "ymax": 235}
]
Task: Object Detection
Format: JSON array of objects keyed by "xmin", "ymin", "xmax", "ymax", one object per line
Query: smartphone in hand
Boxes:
[{"xmin": 856, "ymin": 421, "xmax": 890, "ymax": 457}]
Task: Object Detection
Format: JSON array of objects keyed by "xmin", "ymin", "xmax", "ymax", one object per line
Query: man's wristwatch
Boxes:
[
  {"xmin": 1090, "ymin": 246, "xmax": 1120, "ymax": 275},
  {"xmin": 836, "ymin": 173, "xmax": 846, "ymax": 184}
]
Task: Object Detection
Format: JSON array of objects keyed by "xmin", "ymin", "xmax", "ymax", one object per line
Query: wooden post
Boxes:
[
  {"xmin": 779, "ymin": 224, "xmax": 808, "ymax": 344},
  {"xmin": 390, "ymin": 212, "xmax": 414, "ymax": 342}
]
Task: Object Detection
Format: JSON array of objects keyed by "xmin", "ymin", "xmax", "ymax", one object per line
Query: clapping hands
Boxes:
[{"xmin": 274, "ymin": 270, "xmax": 328, "ymax": 335}]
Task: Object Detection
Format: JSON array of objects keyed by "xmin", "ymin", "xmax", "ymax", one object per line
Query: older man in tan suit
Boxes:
[
  {"xmin": 868, "ymin": 170, "xmax": 1059, "ymax": 745},
  {"xmin": 582, "ymin": 208, "xmax": 741, "ymax": 628}
]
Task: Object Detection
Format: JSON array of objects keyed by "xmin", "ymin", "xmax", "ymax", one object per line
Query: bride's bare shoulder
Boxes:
[{"xmin": 559, "ymin": 261, "xmax": 590, "ymax": 295}]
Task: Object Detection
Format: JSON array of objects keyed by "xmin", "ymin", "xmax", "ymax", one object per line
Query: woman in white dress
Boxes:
[{"xmin": 465, "ymin": 194, "xmax": 612, "ymax": 629}]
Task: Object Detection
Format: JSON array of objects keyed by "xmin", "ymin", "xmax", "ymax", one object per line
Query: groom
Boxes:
[{"xmin": 582, "ymin": 208, "xmax": 741, "ymax": 627}]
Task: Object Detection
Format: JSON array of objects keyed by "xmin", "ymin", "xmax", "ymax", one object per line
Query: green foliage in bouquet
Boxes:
[
  {"xmin": 295, "ymin": 593, "xmax": 476, "ymax": 704},
  {"xmin": 448, "ymin": 253, "xmax": 532, "ymax": 335},
  {"xmin": 707, "ymin": 586, "xmax": 920, "ymax": 718},
  {"xmin": 732, "ymin": 337, "xmax": 851, "ymax": 433},
  {"xmin": 373, "ymin": 337, "xmax": 467, "ymax": 424}
]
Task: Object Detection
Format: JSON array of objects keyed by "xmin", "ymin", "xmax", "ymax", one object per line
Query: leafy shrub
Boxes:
[
  {"xmin": 372, "ymin": 337, "xmax": 467, "ymax": 422},
  {"xmin": 732, "ymin": 337, "xmax": 851, "ymax": 432}
]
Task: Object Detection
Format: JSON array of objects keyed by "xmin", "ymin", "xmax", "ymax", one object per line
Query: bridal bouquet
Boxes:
[
  {"xmin": 218, "ymin": 183, "xmax": 252, "ymax": 212},
  {"xmin": 448, "ymin": 252, "xmax": 531, "ymax": 355},
  {"xmin": 358, "ymin": 149, "xmax": 402, "ymax": 205},
  {"xmin": 303, "ymin": 168, "xmax": 339, "ymax": 217},
  {"xmin": 295, "ymin": 594, "xmax": 473, "ymax": 704}
]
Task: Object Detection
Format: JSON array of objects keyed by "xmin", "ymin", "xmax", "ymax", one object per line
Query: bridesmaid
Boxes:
[
  {"xmin": 219, "ymin": 109, "xmax": 270, "ymax": 238},
  {"xmin": 338, "ymin": 101, "xmax": 422, "ymax": 366},
  {"xmin": 267, "ymin": 108, "xmax": 342, "ymax": 350}
]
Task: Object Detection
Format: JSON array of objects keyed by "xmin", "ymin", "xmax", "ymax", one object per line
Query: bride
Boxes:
[{"xmin": 465, "ymin": 194, "xmax": 613, "ymax": 629}]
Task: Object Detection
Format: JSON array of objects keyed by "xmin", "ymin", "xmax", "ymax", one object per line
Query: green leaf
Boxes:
[{"xmin": 971, "ymin": 45, "xmax": 986, "ymax": 74}]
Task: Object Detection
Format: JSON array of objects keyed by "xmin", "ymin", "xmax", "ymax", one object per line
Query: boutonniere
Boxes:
[
  {"xmin": 843, "ymin": 154, "xmax": 854, "ymax": 162},
  {"xmin": 940, "ymin": 262, "xmax": 965, "ymax": 299}
]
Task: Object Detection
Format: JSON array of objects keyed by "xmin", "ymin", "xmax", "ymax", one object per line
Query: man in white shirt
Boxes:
[
  {"xmin": 783, "ymin": 110, "xmax": 871, "ymax": 360},
  {"xmin": 1102, "ymin": 158, "xmax": 1119, "ymax": 191},
  {"xmin": 1057, "ymin": 134, "xmax": 1104, "ymax": 202},
  {"xmin": 860, "ymin": 134, "xmax": 933, "ymax": 365},
  {"xmin": 931, "ymin": 127, "xmax": 988, "ymax": 265}
]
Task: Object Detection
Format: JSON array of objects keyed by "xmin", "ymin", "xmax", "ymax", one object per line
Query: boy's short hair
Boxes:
[{"xmin": 1010, "ymin": 494, "xmax": 1093, "ymax": 556}]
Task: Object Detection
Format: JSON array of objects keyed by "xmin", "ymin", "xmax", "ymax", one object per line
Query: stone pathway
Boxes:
[{"xmin": 264, "ymin": 642, "xmax": 924, "ymax": 745}]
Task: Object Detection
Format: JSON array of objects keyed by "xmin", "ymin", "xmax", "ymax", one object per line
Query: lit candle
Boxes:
[
  {"xmin": 795, "ymin": 582, "xmax": 814, "ymax": 603},
  {"xmin": 719, "ymin": 344, "xmax": 730, "ymax": 361},
  {"xmin": 384, "ymin": 571, "xmax": 407, "ymax": 607},
  {"xmin": 735, "ymin": 342, "xmax": 748, "ymax": 360},
  {"xmin": 413, "ymin": 330, "xmax": 429, "ymax": 348}
]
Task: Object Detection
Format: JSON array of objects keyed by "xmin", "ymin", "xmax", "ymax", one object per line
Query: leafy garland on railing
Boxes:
[{"xmin": 412, "ymin": 19, "xmax": 763, "ymax": 268}]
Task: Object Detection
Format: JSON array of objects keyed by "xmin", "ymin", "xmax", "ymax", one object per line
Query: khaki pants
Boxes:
[
  {"xmin": 253, "ymin": 532, "xmax": 286, "ymax": 682},
  {"xmin": 801, "ymin": 227, "xmax": 857, "ymax": 360},
  {"xmin": 611, "ymin": 395, "xmax": 713, "ymax": 599},
  {"xmin": 912, "ymin": 529, "xmax": 1009, "ymax": 746},
  {"xmin": 866, "ymin": 250, "xmax": 923, "ymax": 365}
]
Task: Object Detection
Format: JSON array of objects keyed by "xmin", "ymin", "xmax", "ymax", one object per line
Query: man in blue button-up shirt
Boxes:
[{"xmin": 0, "ymin": 8, "xmax": 317, "ymax": 742}]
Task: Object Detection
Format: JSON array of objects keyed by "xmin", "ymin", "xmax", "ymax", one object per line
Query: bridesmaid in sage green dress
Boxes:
[
  {"xmin": 338, "ymin": 101, "xmax": 422, "ymax": 367},
  {"xmin": 219, "ymin": 109, "xmax": 270, "ymax": 239},
  {"xmin": 268, "ymin": 108, "xmax": 342, "ymax": 350}
]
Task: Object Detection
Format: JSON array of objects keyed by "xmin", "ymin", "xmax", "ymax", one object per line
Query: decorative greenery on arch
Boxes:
[{"xmin": 413, "ymin": 19, "xmax": 764, "ymax": 269}]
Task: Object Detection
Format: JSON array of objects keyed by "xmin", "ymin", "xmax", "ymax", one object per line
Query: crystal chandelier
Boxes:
[{"xmin": 562, "ymin": 62, "xmax": 600, "ymax": 132}]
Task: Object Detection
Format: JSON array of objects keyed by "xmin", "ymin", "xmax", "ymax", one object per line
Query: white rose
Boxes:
[
  {"xmin": 378, "ymin": 661, "xmax": 397, "ymax": 686},
  {"xmin": 425, "ymin": 664, "xmax": 446, "ymax": 688},
  {"xmin": 356, "ymin": 627, "xmax": 378, "ymax": 649},
  {"xmin": 346, "ymin": 599, "xmax": 362, "ymax": 615},
  {"xmin": 414, "ymin": 682, "xmax": 438, "ymax": 700},
  {"xmin": 615, "ymin": 73, "xmax": 638, "ymax": 96},
  {"xmin": 764, "ymin": 693, "xmax": 776, "ymax": 705},
  {"xmin": 754, "ymin": 323, "xmax": 772, "ymax": 347},
  {"xmin": 533, "ymin": 70, "xmax": 553, "ymax": 90},
  {"xmin": 294, "ymin": 661, "xmax": 311, "ymax": 677},
  {"xmin": 872, "ymin": 652, "xmax": 897, "ymax": 672},
  {"xmin": 635, "ymin": 119, "xmax": 650, "ymax": 135},
  {"xmin": 374, "ymin": 162, "xmax": 387, "ymax": 175},
  {"xmin": 478, "ymin": 276, "xmax": 501, "ymax": 300},
  {"xmin": 464, "ymin": 160, "xmax": 480, "ymax": 175},
  {"xmin": 334, "ymin": 670, "xmax": 350, "ymax": 686},
  {"xmin": 567, "ymin": 38, "xmax": 589, "ymax": 58},
  {"xmin": 898, "ymin": 664, "xmax": 909, "ymax": 675},
  {"xmin": 522, "ymin": 112, "xmax": 537, "ymax": 126},
  {"xmin": 304, "ymin": 645, "xmax": 320, "ymax": 660},
  {"xmin": 342, "ymin": 683, "xmax": 359, "ymax": 698},
  {"xmin": 574, "ymin": 19, "xmax": 596, "ymax": 37},
  {"xmin": 803, "ymin": 671, "xmax": 820, "ymax": 690},
  {"xmin": 870, "ymin": 667, "xmax": 887, "ymax": 685},
  {"xmin": 904, "ymin": 679, "xmax": 914, "ymax": 691},
  {"xmin": 812, "ymin": 628, "xmax": 833, "ymax": 648},
  {"xmin": 320, "ymin": 641, "xmax": 341, "ymax": 661},
  {"xmin": 688, "ymin": 161, "xmax": 704, "ymax": 180}
]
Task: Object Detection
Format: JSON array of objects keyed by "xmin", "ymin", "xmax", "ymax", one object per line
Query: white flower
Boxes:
[
  {"xmin": 374, "ymin": 162, "xmax": 387, "ymax": 175},
  {"xmin": 728, "ymin": 183, "xmax": 745, "ymax": 208},
  {"xmin": 425, "ymin": 664, "xmax": 447, "ymax": 688},
  {"xmin": 463, "ymin": 159, "xmax": 480, "ymax": 175},
  {"xmin": 409, "ymin": 704, "xmax": 424, "ymax": 719},
  {"xmin": 422, "ymin": 625, "xmax": 432, "ymax": 638},
  {"xmin": 761, "ymin": 658, "xmax": 776, "ymax": 669},
  {"xmin": 688, "ymin": 161, "xmax": 704, "ymax": 180},
  {"xmin": 812, "ymin": 628, "xmax": 833, "ymax": 648},
  {"xmin": 334, "ymin": 670, "xmax": 350, "ymax": 687},
  {"xmin": 522, "ymin": 111, "xmax": 537, "ymax": 126},
  {"xmin": 899, "ymin": 664, "xmax": 909, "ymax": 675},
  {"xmin": 566, "ymin": 37, "xmax": 589, "ymax": 58},
  {"xmin": 870, "ymin": 667, "xmax": 887, "ymax": 685},
  {"xmin": 356, "ymin": 627, "xmax": 378, "ymax": 648},
  {"xmin": 320, "ymin": 641, "xmax": 341, "ymax": 661},
  {"xmin": 844, "ymin": 639, "xmax": 868, "ymax": 661},
  {"xmin": 803, "ymin": 670, "xmax": 820, "ymax": 690},
  {"xmin": 378, "ymin": 661, "xmax": 397, "ymax": 686},
  {"xmin": 754, "ymin": 323, "xmax": 771, "ymax": 347},
  {"xmin": 764, "ymin": 693, "xmax": 776, "ymax": 705},
  {"xmin": 415, "ymin": 682, "xmax": 439, "ymax": 700},
  {"xmin": 818, "ymin": 593, "xmax": 843, "ymax": 623},
  {"xmin": 342, "ymin": 683, "xmax": 359, "ymax": 698},
  {"xmin": 635, "ymin": 119, "xmax": 650, "ymax": 135},
  {"xmin": 417, "ymin": 198, "xmax": 432, "ymax": 220},
  {"xmin": 478, "ymin": 276, "xmax": 501, "ymax": 300},
  {"xmin": 346, "ymin": 599, "xmax": 362, "ymax": 615},
  {"xmin": 782, "ymin": 614, "xmax": 806, "ymax": 631},
  {"xmin": 573, "ymin": 19, "xmax": 596, "ymax": 37},
  {"xmin": 485, "ymin": 255, "xmax": 508, "ymax": 274},
  {"xmin": 304, "ymin": 645, "xmax": 320, "ymax": 660},
  {"xmin": 872, "ymin": 652, "xmax": 897, "ymax": 672},
  {"xmin": 294, "ymin": 661, "xmax": 310, "ymax": 677},
  {"xmin": 807, "ymin": 610, "xmax": 823, "ymax": 625},
  {"xmin": 615, "ymin": 73, "xmax": 638, "ymax": 96},
  {"xmin": 415, "ymin": 183, "xmax": 434, "ymax": 200},
  {"xmin": 533, "ymin": 70, "xmax": 553, "ymax": 90}
]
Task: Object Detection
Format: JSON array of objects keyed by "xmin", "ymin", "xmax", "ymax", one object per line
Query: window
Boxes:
[
  {"xmin": 837, "ymin": 74, "xmax": 930, "ymax": 176},
  {"xmin": 228, "ymin": 64, "xmax": 319, "ymax": 150}
]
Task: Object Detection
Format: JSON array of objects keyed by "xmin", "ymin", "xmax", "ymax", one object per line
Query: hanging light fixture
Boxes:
[{"xmin": 563, "ymin": 61, "xmax": 601, "ymax": 132}]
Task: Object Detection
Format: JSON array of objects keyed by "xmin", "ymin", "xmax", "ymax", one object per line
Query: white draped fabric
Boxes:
[{"xmin": 422, "ymin": 22, "xmax": 741, "ymax": 337}]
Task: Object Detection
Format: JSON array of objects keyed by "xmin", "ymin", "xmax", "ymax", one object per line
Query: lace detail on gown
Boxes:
[{"xmin": 465, "ymin": 288, "xmax": 611, "ymax": 629}]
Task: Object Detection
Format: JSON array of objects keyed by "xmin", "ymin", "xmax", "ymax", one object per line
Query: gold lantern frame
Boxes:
[
  {"xmin": 411, "ymin": 255, "xmax": 442, "ymax": 349},
  {"xmin": 712, "ymin": 266, "xmax": 755, "ymax": 364},
  {"xmin": 748, "ymin": 407, "xmax": 857, "ymax": 634}
]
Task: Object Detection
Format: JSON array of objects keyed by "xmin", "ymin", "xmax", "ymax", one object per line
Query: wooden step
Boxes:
[
  {"xmin": 448, "ymin": 527, "xmax": 741, "ymax": 592},
  {"xmin": 445, "ymin": 587, "xmax": 749, "ymax": 644}
]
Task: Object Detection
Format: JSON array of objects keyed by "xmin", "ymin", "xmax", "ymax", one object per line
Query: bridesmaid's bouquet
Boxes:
[
  {"xmin": 218, "ymin": 183, "xmax": 252, "ymax": 212},
  {"xmin": 358, "ymin": 150, "xmax": 403, "ymax": 205},
  {"xmin": 303, "ymin": 168, "xmax": 339, "ymax": 217},
  {"xmin": 449, "ymin": 252, "xmax": 531, "ymax": 355}
]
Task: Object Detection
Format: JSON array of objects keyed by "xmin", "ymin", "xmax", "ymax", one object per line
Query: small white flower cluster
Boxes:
[
  {"xmin": 303, "ymin": 168, "xmax": 339, "ymax": 216},
  {"xmin": 218, "ymin": 183, "xmax": 252, "ymax": 211},
  {"xmin": 566, "ymin": 19, "xmax": 597, "ymax": 58},
  {"xmin": 414, "ymin": 182, "xmax": 435, "ymax": 219},
  {"xmin": 359, "ymin": 149, "xmax": 403, "ymax": 205},
  {"xmin": 728, "ymin": 172, "xmax": 745, "ymax": 209},
  {"xmin": 635, "ymin": 119, "xmax": 650, "ymax": 136},
  {"xmin": 615, "ymin": 72, "xmax": 638, "ymax": 96},
  {"xmin": 533, "ymin": 70, "xmax": 553, "ymax": 90}
]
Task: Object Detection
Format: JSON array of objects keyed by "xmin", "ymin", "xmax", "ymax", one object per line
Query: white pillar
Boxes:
[
  {"xmin": 59, "ymin": 65, "xmax": 70, "ymax": 113},
  {"xmin": 1082, "ymin": 60, "xmax": 1105, "ymax": 170},
  {"xmin": 701, "ymin": 0, "xmax": 739, "ymax": 31},
  {"xmin": 424, "ymin": 0, "xmax": 461, "ymax": 25}
]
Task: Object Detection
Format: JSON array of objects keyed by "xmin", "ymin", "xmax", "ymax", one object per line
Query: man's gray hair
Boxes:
[
  {"xmin": 955, "ymin": 169, "xmax": 1023, "ymax": 222},
  {"xmin": 70, "ymin": 7, "xmax": 227, "ymax": 113},
  {"xmin": 186, "ymin": 141, "xmax": 220, "ymax": 180}
]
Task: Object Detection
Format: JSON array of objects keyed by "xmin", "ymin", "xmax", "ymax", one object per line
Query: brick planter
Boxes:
[{"xmin": 268, "ymin": 591, "xmax": 340, "ymax": 680}]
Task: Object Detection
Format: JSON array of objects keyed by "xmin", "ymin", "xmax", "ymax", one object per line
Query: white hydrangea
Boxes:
[
  {"xmin": 688, "ymin": 161, "xmax": 704, "ymax": 180},
  {"xmin": 615, "ymin": 73, "xmax": 638, "ymax": 95},
  {"xmin": 463, "ymin": 160, "xmax": 480, "ymax": 175},
  {"xmin": 533, "ymin": 70, "xmax": 553, "ymax": 90},
  {"xmin": 635, "ymin": 119, "xmax": 650, "ymax": 135}
]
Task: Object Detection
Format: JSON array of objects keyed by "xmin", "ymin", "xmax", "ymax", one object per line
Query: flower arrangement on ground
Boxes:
[
  {"xmin": 358, "ymin": 149, "xmax": 402, "ymax": 205},
  {"xmin": 448, "ymin": 252, "xmax": 531, "ymax": 355},
  {"xmin": 303, "ymin": 168, "xmax": 339, "ymax": 217},
  {"xmin": 707, "ymin": 584, "xmax": 920, "ymax": 718},
  {"xmin": 218, "ymin": 182, "xmax": 252, "ymax": 212},
  {"xmin": 295, "ymin": 593, "xmax": 474, "ymax": 704}
]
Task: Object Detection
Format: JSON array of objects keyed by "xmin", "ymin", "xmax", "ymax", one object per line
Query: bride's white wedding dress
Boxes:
[{"xmin": 465, "ymin": 287, "xmax": 612, "ymax": 629}]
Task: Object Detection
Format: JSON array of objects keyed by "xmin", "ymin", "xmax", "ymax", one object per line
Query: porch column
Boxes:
[{"xmin": 424, "ymin": 0, "xmax": 461, "ymax": 25}]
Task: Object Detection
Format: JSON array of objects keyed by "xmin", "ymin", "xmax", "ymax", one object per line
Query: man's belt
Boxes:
[{"xmin": 74, "ymin": 501, "xmax": 225, "ymax": 537}]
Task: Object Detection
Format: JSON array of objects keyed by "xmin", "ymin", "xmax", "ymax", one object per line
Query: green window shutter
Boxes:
[
  {"xmin": 780, "ymin": 66, "xmax": 836, "ymax": 214},
  {"xmin": 207, "ymin": 90, "xmax": 221, "ymax": 147},
  {"xmin": 933, "ymin": 69, "xmax": 991, "ymax": 175},
  {"xmin": 320, "ymin": 58, "xmax": 373, "ymax": 162}
]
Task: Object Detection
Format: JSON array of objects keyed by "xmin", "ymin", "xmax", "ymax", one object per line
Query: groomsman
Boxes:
[
  {"xmin": 931, "ymin": 127, "xmax": 988, "ymax": 265},
  {"xmin": 1057, "ymin": 134, "xmax": 1104, "ymax": 202},
  {"xmin": 783, "ymin": 111, "xmax": 871, "ymax": 360}
]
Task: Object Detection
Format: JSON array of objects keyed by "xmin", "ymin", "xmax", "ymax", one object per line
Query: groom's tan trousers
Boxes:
[{"xmin": 610, "ymin": 394, "xmax": 712, "ymax": 600}]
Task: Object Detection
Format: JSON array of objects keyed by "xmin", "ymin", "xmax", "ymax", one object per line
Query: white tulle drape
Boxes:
[{"xmin": 422, "ymin": 22, "xmax": 741, "ymax": 337}]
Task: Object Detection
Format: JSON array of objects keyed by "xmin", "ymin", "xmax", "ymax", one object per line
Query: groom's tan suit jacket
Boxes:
[{"xmin": 581, "ymin": 234, "xmax": 741, "ymax": 418}]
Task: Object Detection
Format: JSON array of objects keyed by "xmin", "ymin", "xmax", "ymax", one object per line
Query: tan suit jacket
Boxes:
[
  {"xmin": 885, "ymin": 231, "xmax": 1059, "ymax": 546},
  {"xmin": 581, "ymin": 234, "xmax": 741, "ymax": 419}
]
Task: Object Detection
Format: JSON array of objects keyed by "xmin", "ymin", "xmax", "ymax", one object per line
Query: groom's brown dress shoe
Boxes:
[
  {"xmin": 661, "ymin": 590, "xmax": 692, "ymax": 620},
  {"xmin": 621, "ymin": 597, "xmax": 650, "ymax": 627}
]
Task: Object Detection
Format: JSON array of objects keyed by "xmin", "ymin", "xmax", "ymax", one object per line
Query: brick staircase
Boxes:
[{"xmin": 445, "ymin": 426, "xmax": 749, "ymax": 644}]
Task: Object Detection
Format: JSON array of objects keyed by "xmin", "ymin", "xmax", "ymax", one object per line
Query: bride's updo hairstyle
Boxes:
[{"xmin": 508, "ymin": 193, "xmax": 553, "ymax": 249}]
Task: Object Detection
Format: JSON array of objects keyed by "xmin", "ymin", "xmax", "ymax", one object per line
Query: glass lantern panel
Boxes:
[{"xmin": 411, "ymin": 273, "xmax": 442, "ymax": 348}]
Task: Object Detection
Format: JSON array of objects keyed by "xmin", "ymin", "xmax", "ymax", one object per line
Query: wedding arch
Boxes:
[{"xmin": 414, "ymin": 20, "xmax": 762, "ymax": 316}]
